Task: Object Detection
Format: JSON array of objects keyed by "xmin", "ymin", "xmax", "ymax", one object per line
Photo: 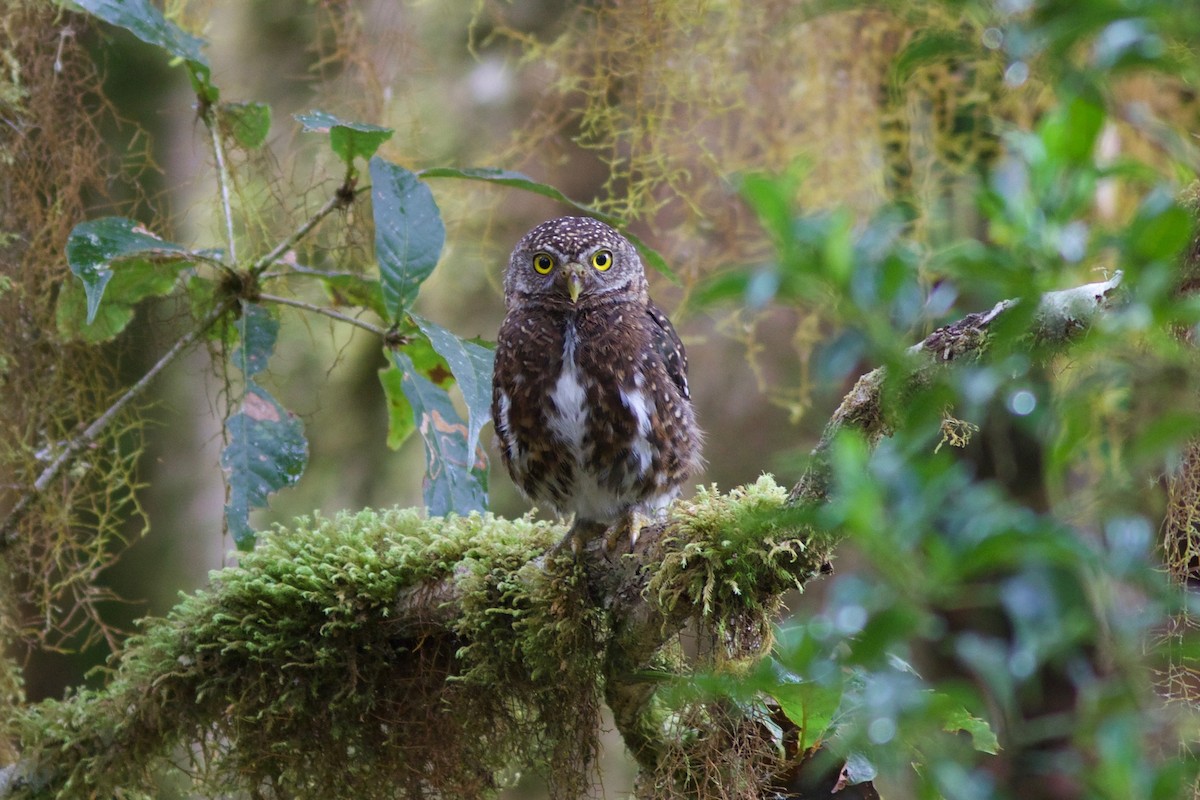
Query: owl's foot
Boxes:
[
  {"xmin": 605, "ymin": 509, "xmax": 650, "ymax": 554},
  {"xmin": 553, "ymin": 518, "xmax": 608, "ymax": 558}
]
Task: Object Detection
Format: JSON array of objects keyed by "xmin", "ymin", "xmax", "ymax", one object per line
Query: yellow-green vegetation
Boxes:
[
  {"xmin": 6, "ymin": 478, "xmax": 828, "ymax": 799},
  {"xmin": 652, "ymin": 477, "xmax": 826, "ymax": 657}
]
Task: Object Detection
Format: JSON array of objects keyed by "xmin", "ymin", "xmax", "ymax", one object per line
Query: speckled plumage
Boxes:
[{"xmin": 492, "ymin": 217, "xmax": 702, "ymax": 538}]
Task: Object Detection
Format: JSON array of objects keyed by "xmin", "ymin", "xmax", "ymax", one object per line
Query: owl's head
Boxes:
[{"xmin": 504, "ymin": 216, "xmax": 647, "ymax": 309}]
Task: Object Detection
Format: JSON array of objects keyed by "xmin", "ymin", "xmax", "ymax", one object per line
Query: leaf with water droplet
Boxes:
[
  {"xmin": 297, "ymin": 110, "xmax": 394, "ymax": 168},
  {"xmin": 66, "ymin": 217, "xmax": 187, "ymax": 325},
  {"xmin": 75, "ymin": 0, "xmax": 209, "ymax": 66},
  {"xmin": 221, "ymin": 383, "xmax": 308, "ymax": 549},
  {"xmin": 370, "ymin": 158, "xmax": 445, "ymax": 321},
  {"xmin": 392, "ymin": 351, "xmax": 487, "ymax": 516}
]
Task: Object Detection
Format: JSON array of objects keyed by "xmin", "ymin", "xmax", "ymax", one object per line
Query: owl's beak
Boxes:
[{"xmin": 563, "ymin": 262, "xmax": 586, "ymax": 304}]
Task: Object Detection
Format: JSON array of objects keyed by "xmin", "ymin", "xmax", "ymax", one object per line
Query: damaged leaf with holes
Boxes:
[
  {"xmin": 221, "ymin": 384, "xmax": 308, "ymax": 549},
  {"xmin": 392, "ymin": 350, "xmax": 487, "ymax": 516}
]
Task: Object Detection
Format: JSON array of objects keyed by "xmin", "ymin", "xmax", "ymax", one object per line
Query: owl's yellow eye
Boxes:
[
  {"xmin": 591, "ymin": 249, "xmax": 613, "ymax": 271},
  {"xmin": 532, "ymin": 253, "xmax": 555, "ymax": 274}
]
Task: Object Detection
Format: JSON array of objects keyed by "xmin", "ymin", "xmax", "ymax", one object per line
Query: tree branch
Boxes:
[
  {"xmin": 0, "ymin": 298, "xmax": 236, "ymax": 545},
  {"xmin": 0, "ymin": 272, "xmax": 1125, "ymax": 796},
  {"xmin": 204, "ymin": 105, "xmax": 238, "ymax": 267},
  {"xmin": 247, "ymin": 188, "xmax": 358, "ymax": 278},
  {"xmin": 257, "ymin": 293, "xmax": 388, "ymax": 337}
]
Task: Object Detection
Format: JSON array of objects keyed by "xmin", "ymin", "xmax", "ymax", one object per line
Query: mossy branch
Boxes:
[
  {"xmin": 789, "ymin": 271, "xmax": 1124, "ymax": 505},
  {"xmin": 0, "ymin": 273, "xmax": 1125, "ymax": 799},
  {"xmin": 2, "ymin": 479, "xmax": 829, "ymax": 799}
]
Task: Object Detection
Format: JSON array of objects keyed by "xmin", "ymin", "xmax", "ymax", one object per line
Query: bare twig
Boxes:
[
  {"xmin": 247, "ymin": 192, "xmax": 350, "ymax": 278},
  {"xmin": 258, "ymin": 293, "xmax": 387, "ymax": 337},
  {"xmin": 0, "ymin": 298, "xmax": 236, "ymax": 545},
  {"xmin": 204, "ymin": 105, "xmax": 238, "ymax": 267}
]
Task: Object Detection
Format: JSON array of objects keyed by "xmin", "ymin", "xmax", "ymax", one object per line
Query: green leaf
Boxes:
[
  {"xmin": 936, "ymin": 697, "xmax": 1001, "ymax": 755},
  {"xmin": 1129, "ymin": 194, "xmax": 1194, "ymax": 263},
  {"xmin": 320, "ymin": 273, "xmax": 389, "ymax": 318},
  {"xmin": 370, "ymin": 157, "xmax": 445, "ymax": 320},
  {"xmin": 378, "ymin": 361, "xmax": 417, "ymax": 450},
  {"xmin": 771, "ymin": 678, "xmax": 843, "ymax": 749},
  {"xmin": 74, "ymin": 0, "xmax": 209, "ymax": 66},
  {"xmin": 412, "ymin": 316, "xmax": 496, "ymax": 461},
  {"xmin": 57, "ymin": 258, "xmax": 185, "ymax": 343},
  {"xmin": 296, "ymin": 111, "xmax": 394, "ymax": 168},
  {"xmin": 419, "ymin": 166, "xmax": 678, "ymax": 283},
  {"xmin": 222, "ymin": 101, "xmax": 271, "ymax": 149},
  {"xmin": 232, "ymin": 303, "xmax": 279, "ymax": 378},
  {"xmin": 220, "ymin": 383, "xmax": 308, "ymax": 550},
  {"xmin": 1040, "ymin": 96, "xmax": 1105, "ymax": 165},
  {"xmin": 392, "ymin": 351, "xmax": 488, "ymax": 516},
  {"xmin": 66, "ymin": 217, "xmax": 187, "ymax": 323}
]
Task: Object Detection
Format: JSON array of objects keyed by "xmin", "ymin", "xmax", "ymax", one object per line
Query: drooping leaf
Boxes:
[
  {"xmin": 378, "ymin": 361, "xmax": 417, "ymax": 451},
  {"xmin": 296, "ymin": 111, "xmax": 394, "ymax": 168},
  {"xmin": 222, "ymin": 101, "xmax": 271, "ymax": 149},
  {"xmin": 74, "ymin": 0, "xmax": 208, "ymax": 66},
  {"xmin": 221, "ymin": 383, "xmax": 308, "ymax": 550},
  {"xmin": 370, "ymin": 157, "xmax": 445, "ymax": 320},
  {"xmin": 412, "ymin": 315, "xmax": 496, "ymax": 460},
  {"xmin": 419, "ymin": 166, "xmax": 677, "ymax": 283},
  {"xmin": 392, "ymin": 351, "xmax": 488, "ymax": 516},
  {"xmin": 57, "ymin": 258, "xmax": 186, "ymax": 343},
  {"xmin": 66, "ymin": 217, "xmax": 187, "ymax": 324},
  {"xmin": 232, "ymin": 303, "xmax": 279, "ymax": 378}
]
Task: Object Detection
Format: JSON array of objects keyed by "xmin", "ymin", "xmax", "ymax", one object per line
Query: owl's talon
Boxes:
[{"xmin": 605, "ymin": 511, "xmax": 647, "ymax": 554}]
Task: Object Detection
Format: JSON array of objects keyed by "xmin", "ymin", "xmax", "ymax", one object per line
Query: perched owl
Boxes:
[{"xmin": 492, "ymin": 216, "xmax": 702, "ymax": 551}]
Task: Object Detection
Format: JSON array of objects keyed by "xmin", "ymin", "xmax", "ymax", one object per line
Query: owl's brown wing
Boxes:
[{"xmin": 645, "ymin": 301, "xmax": 689, "ymax": 400}]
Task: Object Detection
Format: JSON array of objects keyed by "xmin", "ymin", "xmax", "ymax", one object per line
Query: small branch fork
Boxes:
[{"xmin": 0, "ymin": 185, "xmax": 361, "ymax": 545}]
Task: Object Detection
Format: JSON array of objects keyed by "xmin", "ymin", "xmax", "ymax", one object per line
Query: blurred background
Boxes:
[{"xmin": 4, "ymin": 0, "xmax": 1199, "ymax": 796}]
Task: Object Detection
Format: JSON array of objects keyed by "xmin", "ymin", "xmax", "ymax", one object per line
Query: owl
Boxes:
[{"xmin": 492, "ymin": 216, "xmax": 702, "ymax": 551}]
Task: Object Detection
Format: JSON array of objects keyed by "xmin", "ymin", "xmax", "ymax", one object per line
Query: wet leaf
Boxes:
[
  {"xmin": 57, "ymin": 259, "xmax": 185, "ymax": 343},
  {"xmin": 297, "ymin": 110, "xmax": 394, "ymax": 168},
  {"xmin": 370, "ymin": 157, "xmax": 445, "ymax": 320},
  {"xmin": 221, "ymin": 384, "xmax": 308, "ymax": 550},
  {"xmin": 75, "ymin": 0, "xmax": 208, "ymax": 66},
  {"xmin": 66, "ymin": 217, "xmax": 187, "ymax": 324},
  {"xmin": 392, "ymin": 351, "xmax": 488, "ymax": 516}
]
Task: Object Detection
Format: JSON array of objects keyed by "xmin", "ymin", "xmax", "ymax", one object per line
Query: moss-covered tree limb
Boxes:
[
  {"xmin": 789, "ymin": 271, "xmax": 1124, "ymax": 505},
  {"xmin": 1, "ymin": 480, "xmax": 828, "ymax": 799},
  {"xmin": 0, "ymin": 273, "xmax": 1126, "ymax": 799}
]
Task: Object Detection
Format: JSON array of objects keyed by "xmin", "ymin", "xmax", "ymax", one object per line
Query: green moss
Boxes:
[
  {"xmin": 7, "ymin": 483, "xmax": 830, "ymax": 799},
  {"xmin": 650, "ymin": 476, "xmax": 833, "ymax": 658}
]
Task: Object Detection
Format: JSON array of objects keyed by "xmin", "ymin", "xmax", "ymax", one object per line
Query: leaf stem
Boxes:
[
  {"xmin": 0, "ymin": 298, "xmax": 237, "ymax": 545},
  {"xmin": 258, "ymin": 293, "xmax": 387, "ymax": 337},
  {"xmin": 205, "ymin": 104, "xmax": 238, "ymax": 267}
]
